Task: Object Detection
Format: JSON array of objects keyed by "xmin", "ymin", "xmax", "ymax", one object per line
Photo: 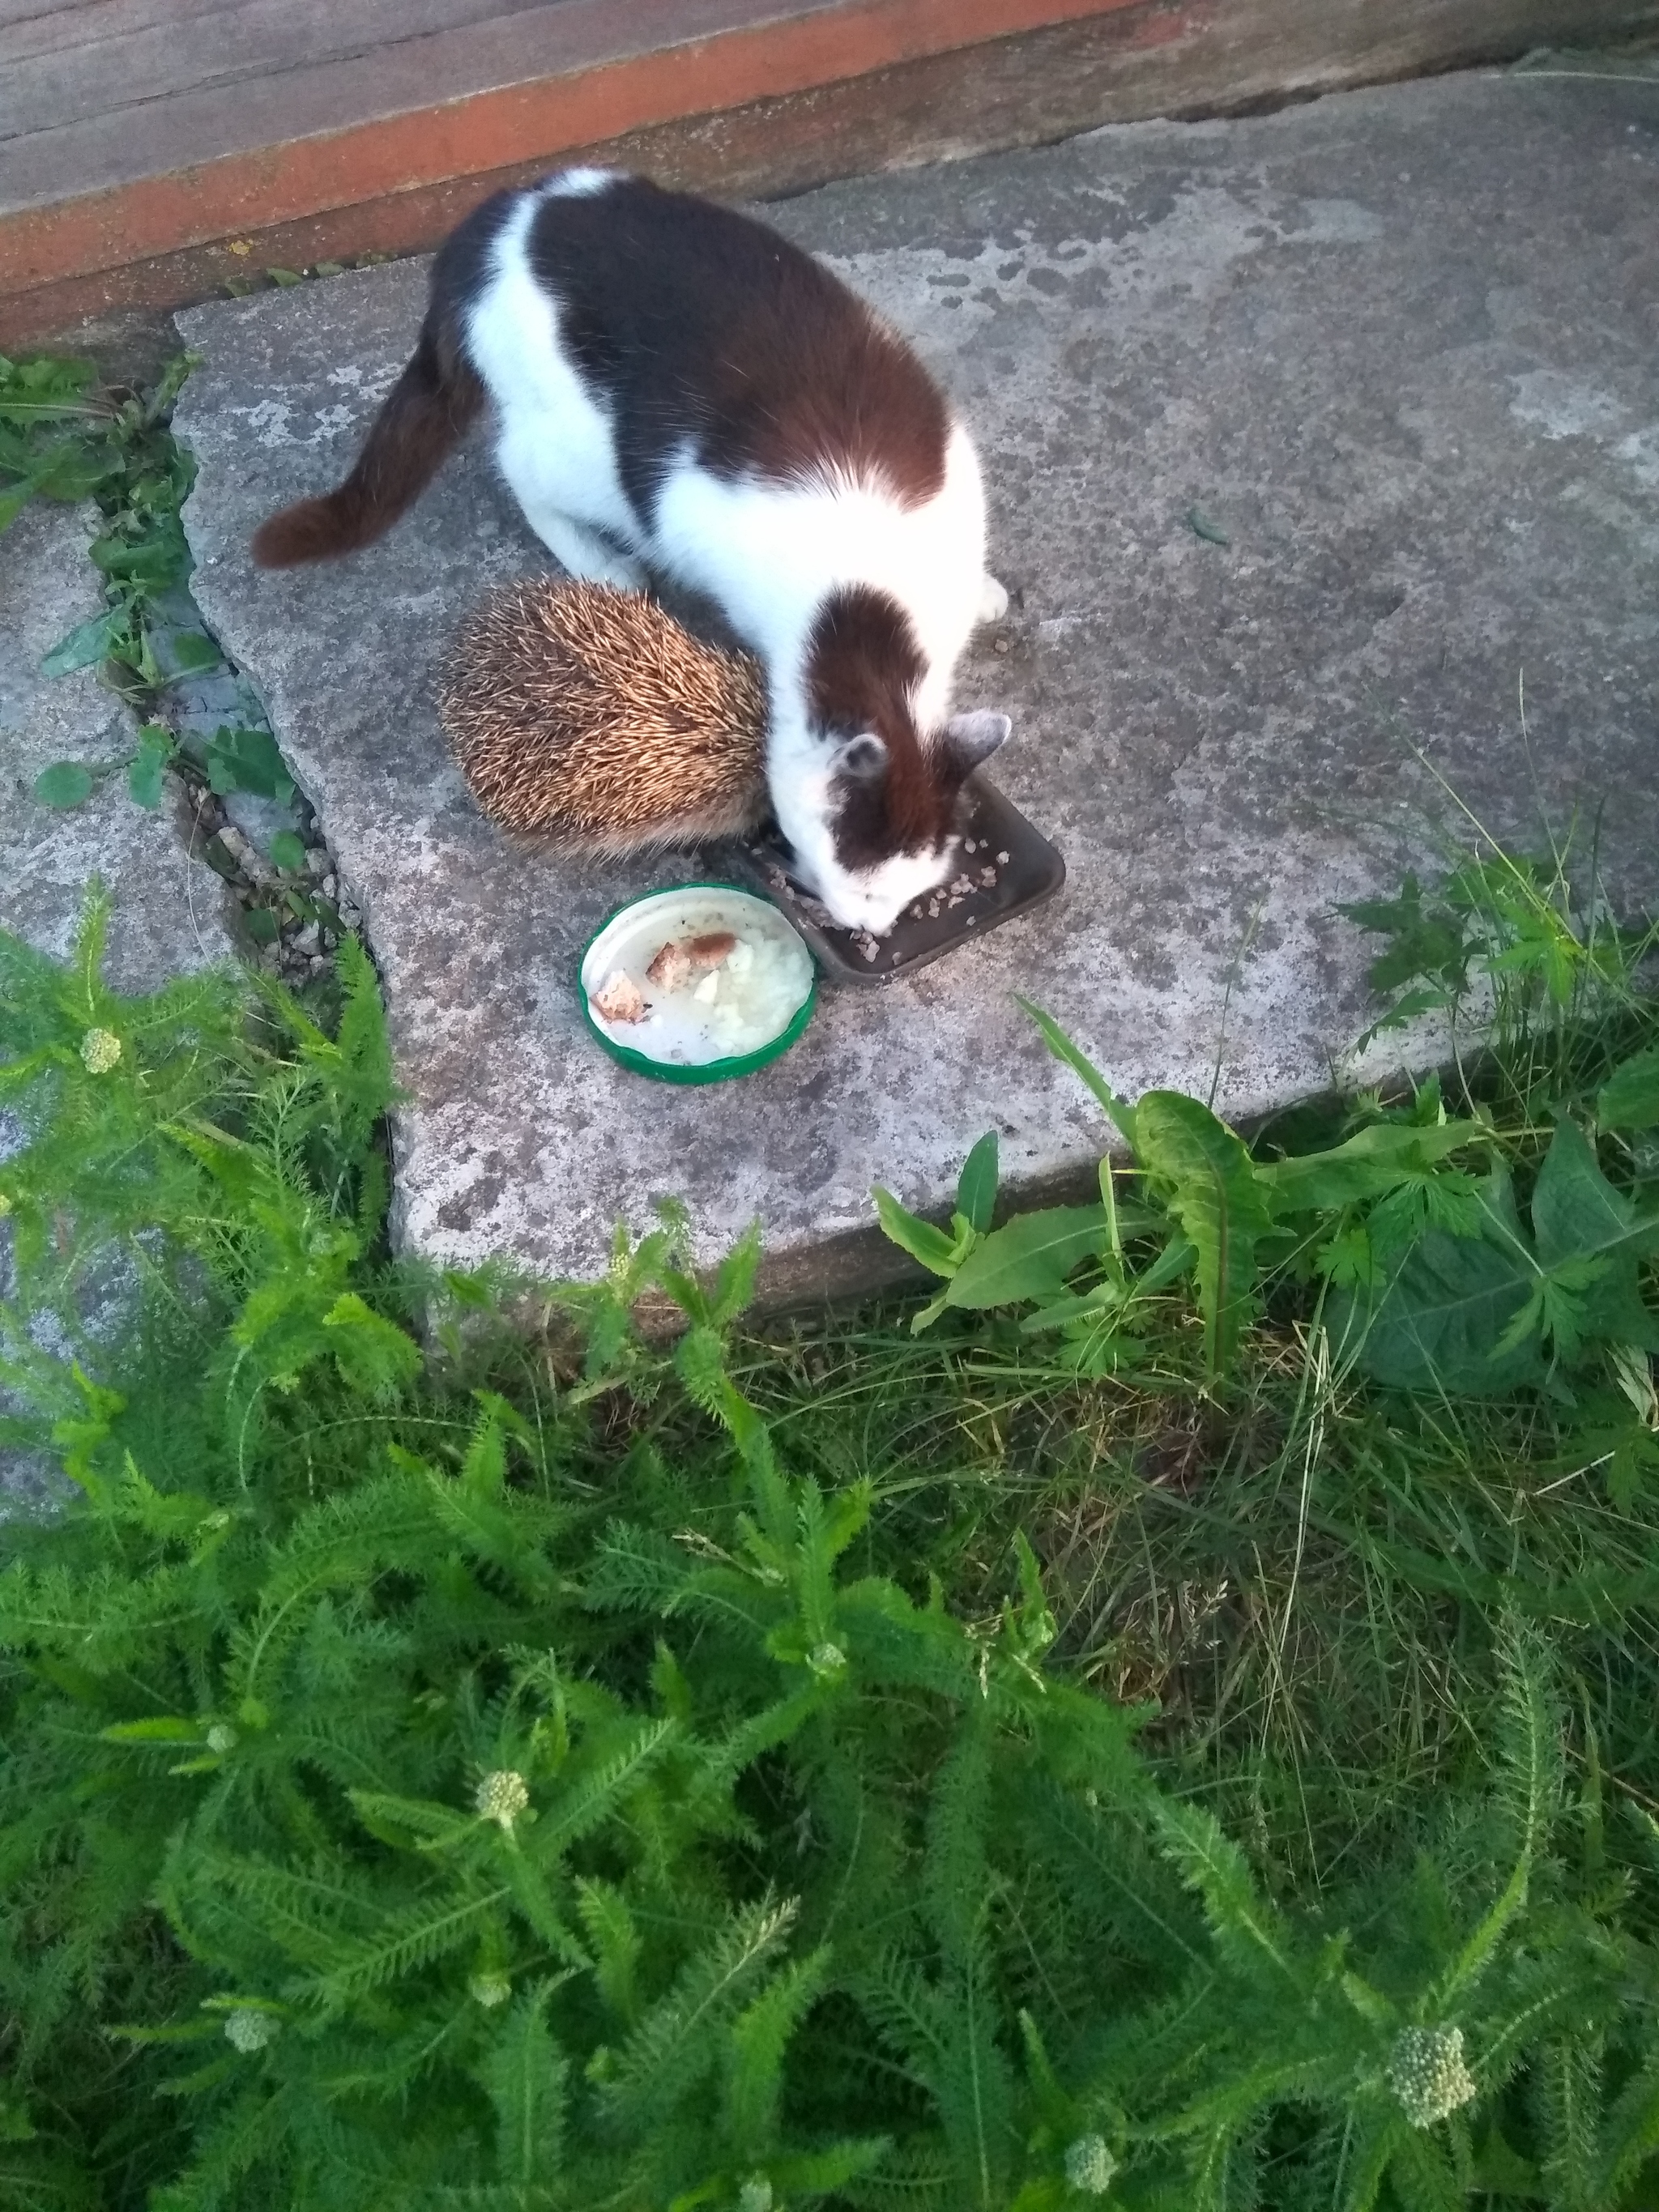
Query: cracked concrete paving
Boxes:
[
  {"xmin": 2, "ymin": 497, "xmax": 237, "ymax": 1500},
  {"xmin": 173, "ymin": 70, "xmax": 1659, "ymax": 1294},
  {"xmin": 2, "ymin": 497, "xmax": 236, "ymax": 989}
]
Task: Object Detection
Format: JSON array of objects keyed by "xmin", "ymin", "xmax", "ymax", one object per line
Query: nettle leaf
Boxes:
[
  {"xmin": 32, "ymin": 761, "xmax": 94, "ymax": 809},
  {"xmin": 1332, "ymin": 1225, "xmax": 1540, "ymax": 1395},
  {"xmin": 1600, "ymin": 1048, "xmax": 1659, "ymax": 1134},
  {"xmin": 945, "ymin": 1204, "xmax": 1109, "ymax": 1309},
  {"xmin": 1529, "ymin": 1119, "xmax": 1659, "ymax": 1351},
  {"xmin": 1135, "ymin": 1092, "xmax": 1273, "ymax": 1378},
  {"xmin": 957, "ymin": 1131, "xmax": 1000, "ymax": 1235}
]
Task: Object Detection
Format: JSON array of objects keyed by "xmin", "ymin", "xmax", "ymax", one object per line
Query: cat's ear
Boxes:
[
  {"xmin": 943, "ymin": 710, "xmax": 1011, "ymax": 774},
  {"xmin": 834, "ymin": 731, "xmax": 888, "ymax": 780}
]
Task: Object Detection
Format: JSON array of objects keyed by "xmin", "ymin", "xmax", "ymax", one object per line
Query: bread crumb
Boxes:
[
  {"xmin": 646, "ymin": 930, "xmax": 737, "ymax": 992},
  {"xmin": 996, "ymin": 850, "xmax": 1011, "ymax": 865},
  {"xmin": 592, "ymin": 971, "xmax": 646, "ymax": 1024}
]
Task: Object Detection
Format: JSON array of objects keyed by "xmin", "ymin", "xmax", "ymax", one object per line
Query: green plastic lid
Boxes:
[{"xmin": 578, "ymin": 882, "xmax": 818, "ymax": 1086}]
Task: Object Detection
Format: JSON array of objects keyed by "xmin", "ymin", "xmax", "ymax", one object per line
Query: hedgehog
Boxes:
[{"xmin": 437, "ymin": 578, "xmax": 770, "ymax": 853}]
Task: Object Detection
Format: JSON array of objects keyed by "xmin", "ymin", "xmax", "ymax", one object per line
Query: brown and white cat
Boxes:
[{"xmin": 253, "ymin": 167, "xmax": 1011, "ymax": 933}]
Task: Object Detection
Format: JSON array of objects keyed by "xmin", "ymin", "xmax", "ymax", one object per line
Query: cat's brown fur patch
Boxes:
[{"xmin": 804, "ymin": 584, "xmax": 959, "ymax": 864}]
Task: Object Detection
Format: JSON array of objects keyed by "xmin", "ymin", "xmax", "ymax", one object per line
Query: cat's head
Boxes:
[
  {"xmin": 775, "ymin": 587, "xmax": 1011, "ymax": 935},
  {"xmin": 775, "ymin": 712, "xmax": 1011, "ymax": 934}
]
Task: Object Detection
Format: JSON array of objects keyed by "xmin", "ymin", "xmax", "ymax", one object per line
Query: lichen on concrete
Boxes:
[{"xmin": 174, "ymin": 72, "xmax": 1659, "ymax": 1292}]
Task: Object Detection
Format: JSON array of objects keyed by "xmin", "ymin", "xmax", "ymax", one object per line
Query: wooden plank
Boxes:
[
  {"xmin": 0, "ymin": 0, "xmax": 559, "ymax": 135},
  {"xmin": 4, "ymin": 0, "xmax": 1658, "ymax": 344},
  {"xmin": 2, "ymin": 0, "xmax": 244, "ymax": 68},
  {"xmin": 0, "ymin": 0, "xmax": 1121, "ymax": 266},
  {"xmin": 0, "ymin": 0, "xmax": 108, "ymax": 32},
  {"xmin": 0, "ymin": 0, "xmax": 850, "ymax": 205}
]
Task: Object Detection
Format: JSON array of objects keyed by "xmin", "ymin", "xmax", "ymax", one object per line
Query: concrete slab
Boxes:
[
  {"xmin": 2, "ymin": 497, "xmax": 237, "ymax": 1502},
  {"xmin": 0, "ymin": 497, "xmax": 237, "ymax": 990},
  {"xmin": 174, "ymin": 70, "xmax": 1659, "ymax": 1290}
]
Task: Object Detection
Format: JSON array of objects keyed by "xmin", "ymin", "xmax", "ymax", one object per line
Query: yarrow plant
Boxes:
[
  {"xmin": 1064, "ymin": 2134, "xmax": 1118, "ymax": 2195},
  {"xmin": 79, "ymin": 1024, "xmax": 122, "ymax": 1072},
  {"xmin": 1389, "ymin": 2027, "xmax": 1479, "ymax": 2129},
  {"xmin": 222, "ymin": 2010, "xmax": 279, "ymax": 2056},
  {"xmin": 2, "ymin": 883, "xmax": 1659, "ymax": 2212},
  {"xmin": 474, "ymin": 1767, "xmax": 531, "ymax": 1832}
]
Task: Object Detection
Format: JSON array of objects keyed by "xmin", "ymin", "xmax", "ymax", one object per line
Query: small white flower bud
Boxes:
[
  {"xmin": 739, "ymin": 2180, "xmax": 773, "ymax": 2212},
  {"xmin": 1388, "ymin": 2025, "xmax": 1478, "ymax": 2128},
  {"xmin": 808, "ymin": 1643, "xmax": 847, "ymax": 1677},
  {"xmin": 475, "ymin": 1770, "xmax": 530, "ymax": 1831},
  {"xmin": 206, "ymin": 1724, "xmax": 237, "ymax": 1754},
  {"xmin": 1064, "ymin": 2135, "xmax": 1117, "ymax": 2196},
  {"xmin": 224, "ymin": 2008, "xmax": 276, "ymax": 2053},
  {"xmin": 469, "ymin": 1972, "xmax": 512, "ymax": 2008},
  {"xmin": 80, "ymin": 1028, "xmax": 122, "ymax": 1074}
]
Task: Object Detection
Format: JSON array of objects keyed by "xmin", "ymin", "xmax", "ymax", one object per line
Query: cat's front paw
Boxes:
[
  {"xmin": 598, "ymin": 557, "xmax": 648, "ymax": 593},
  {"xmin": 977, "ymin": 574, "xmax": 1009, "ymax": 625}
]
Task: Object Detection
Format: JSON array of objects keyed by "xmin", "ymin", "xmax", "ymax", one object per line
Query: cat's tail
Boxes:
[{"xmin": 250, "ymin": 325, "xmax": 484, "ymax": 568}]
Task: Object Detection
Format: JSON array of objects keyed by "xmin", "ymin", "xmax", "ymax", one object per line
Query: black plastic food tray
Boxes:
[{"xmin": 733, "ymin": 776, "xmax": 1065, "ymax": 987}]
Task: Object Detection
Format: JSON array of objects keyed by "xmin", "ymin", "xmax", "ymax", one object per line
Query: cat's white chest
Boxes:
[{"xmin": 649, "ymin": 428, "xmax": 987, "ymax": 704}]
